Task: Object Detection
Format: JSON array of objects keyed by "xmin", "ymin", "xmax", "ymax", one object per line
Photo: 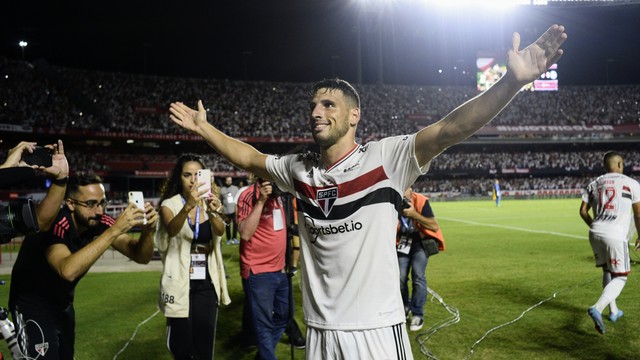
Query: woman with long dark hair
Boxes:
[{"xmin": 155, "ymin": 153, "xmax": 230, "ymax": 359}]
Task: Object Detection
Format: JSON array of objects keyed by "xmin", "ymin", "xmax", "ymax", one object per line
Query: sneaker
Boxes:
[
  {"xmin": 231, "ymin": 238, "xmax": 240, "ymax": 245},
  {"xmin": 609, "ymin": 310, "xmax": 624, "ymax": 322},
  {"xmin": 409, "ymin": 316, "xmax": 424, "ymax": 332},
  {"xmin": 587, "ymin": 306, "xmax": 606, "ymax": 334}
]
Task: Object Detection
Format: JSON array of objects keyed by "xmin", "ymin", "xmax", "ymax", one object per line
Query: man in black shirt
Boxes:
[{"xmin": 9, "ymin": 173, "xmax": 158, "ymax": 360}]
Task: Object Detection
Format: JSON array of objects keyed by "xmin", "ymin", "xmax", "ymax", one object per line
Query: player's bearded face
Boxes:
[
  {"xmin": 312, "ymin": 112, "xmax": 350, "ymax": 148},
  {"xmin": 310, "ymin": 89, "xmax": 352, "ymax": 148}
]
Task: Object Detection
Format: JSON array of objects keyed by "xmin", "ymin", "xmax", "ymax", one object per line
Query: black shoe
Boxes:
[{"xmin": 285, "ymin": 320, "xmax": 306, "ymax": 349}]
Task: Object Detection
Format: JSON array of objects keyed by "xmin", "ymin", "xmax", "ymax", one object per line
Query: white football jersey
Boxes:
[
  {"xmin": 582, "ymin": 172, "xmax": 640, "ymax": 238},
  {"xmin": 267, "ymin": 134, "xmax": 429, "ymax": 330}
]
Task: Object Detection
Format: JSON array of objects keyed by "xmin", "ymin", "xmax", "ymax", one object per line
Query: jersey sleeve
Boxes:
[
  {"xmin": 47, "ymin": 212, "xmax": 76, "ymax": 246},
  {"xmin": 236, "ymin": 186, "xmax": 256, "ymax": 223},
  {"xmin": 379, "ymin": 134, "xmax": 430, "ymax": 192},
  {"xmin": 49, "ymin": 217, "xmax": 70, "ymax": 246},
  {"xmin": 266, "ymin": 154, "xmax": 295, "ymax": 194},
  {"xmin": 631, "ymin": 179, "xmax": 640, "ymax": 204}
]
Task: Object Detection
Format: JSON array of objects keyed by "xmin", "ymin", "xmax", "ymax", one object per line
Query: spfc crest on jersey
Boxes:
[{"xmin": 316, "ymin": 187, "xmax": 338, "ymax": 217}]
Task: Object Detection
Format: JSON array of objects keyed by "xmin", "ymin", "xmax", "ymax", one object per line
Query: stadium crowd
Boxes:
[
  {"xmin": 413, "ymin": 176, "xmax": 591, "ymax": 198},
  {"xmin": 2, "ymin": 57, "xmax": 639, "ymax": 141},
  {"xmin": 430, "ymin": 150, "xmax": 640, "ymax": 172},
  {"xmin": 2, "ymin": 57, "xmax": 639, "ymax": 199}
]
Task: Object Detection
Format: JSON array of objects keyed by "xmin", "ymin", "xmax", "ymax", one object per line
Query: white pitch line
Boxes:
[{"xmin": 438, "ymin": 216, "xmax": 587, "ymax": 240}]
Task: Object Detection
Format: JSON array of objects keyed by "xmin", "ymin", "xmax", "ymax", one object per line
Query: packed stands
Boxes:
[{"xmin": 2, "ymin": 57, "xmax": 639, "ymax": 200}]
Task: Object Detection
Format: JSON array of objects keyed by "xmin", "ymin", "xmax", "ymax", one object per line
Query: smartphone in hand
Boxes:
[
  {"xmin": 128, "ymin": 191, "xmax": 147, "ymax": 225},
  {"xmin": 197, "ymin": 169, "xmax": 212, "ymax": 199},
  {"xmin": 23, "ymin": 146, "xmax": 53, "ymax": 167}
]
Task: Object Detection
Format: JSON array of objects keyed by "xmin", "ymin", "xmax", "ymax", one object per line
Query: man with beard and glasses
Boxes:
[
  {"xmin": 169, "ymin": 25, "xmax": 567, "ymax": 359},
  {"xmin": 9, "ymin": 172, "xmax": 158, "ymax": 360}
]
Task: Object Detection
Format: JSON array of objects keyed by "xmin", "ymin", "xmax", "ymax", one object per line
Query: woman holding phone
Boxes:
[{"xmin": 155, "ymin": 153, "xmax": 230, "ymax": 359}]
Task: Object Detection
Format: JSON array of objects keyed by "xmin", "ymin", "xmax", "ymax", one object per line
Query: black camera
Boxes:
[
  {"xmin": 258, "ymin": 178, "xmax": 283, "ymax": 199},
  {"xmin": 0, "ymin": 198, "xmax": 39, "ymax": 244},
  {"xmin": 401, "ymin": 198, "xmax": 411, "ymax": 209}
]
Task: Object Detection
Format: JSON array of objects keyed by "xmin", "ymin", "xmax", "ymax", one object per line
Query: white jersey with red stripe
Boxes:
[
  {"xmin": 582, "ymin": 172, "xmax": 640, "ymax": 238},
  {"xmin": 266, "ymin": 134, "xmax": 429, "ymax": 330}
]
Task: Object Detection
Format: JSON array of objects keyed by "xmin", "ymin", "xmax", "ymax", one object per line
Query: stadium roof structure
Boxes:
[{"xmin": 1, "ymin": 0, "xmax": 640, "ymax": 86}]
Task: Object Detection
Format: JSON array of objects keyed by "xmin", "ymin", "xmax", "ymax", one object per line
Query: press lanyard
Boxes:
[
  {"xmin": 181, "ymin": 196, "xmax": 200, "ymax": 241},
  {"xmin": 400, "ymin": 216, "xmax": 411, "ymax": 232}
]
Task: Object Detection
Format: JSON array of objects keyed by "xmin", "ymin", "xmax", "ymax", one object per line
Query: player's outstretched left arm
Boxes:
[{"xmin": 414, "ymin": 25, "xmax": 567, "ymax": 167}]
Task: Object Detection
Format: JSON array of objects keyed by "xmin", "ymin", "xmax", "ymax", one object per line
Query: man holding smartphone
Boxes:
[{"xmin": 9, "ymin": 172, "xmax": 158, "ymax": 360}]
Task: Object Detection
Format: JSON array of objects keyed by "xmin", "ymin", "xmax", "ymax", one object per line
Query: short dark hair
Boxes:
[
  {"xmin": 66, "ymin": 172, "xmax": 103, "ymax": 198},
  {"xmin": 310, "ymin": 78, "xmax": 360, "ymax": 108},
  {"xmin": 603, "ymin": 151, "xmax": 623, "ymax": 170}
]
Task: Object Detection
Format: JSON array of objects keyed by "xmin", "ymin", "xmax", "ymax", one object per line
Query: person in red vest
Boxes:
[{"xmin": 396, "ymin": 187, "xmax": 445, "ymax": 332}]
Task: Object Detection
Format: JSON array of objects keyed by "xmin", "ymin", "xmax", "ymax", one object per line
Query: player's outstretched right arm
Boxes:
[{"xmin": 169, "ymin": 100, "xmax": 270, "ymax": 180}]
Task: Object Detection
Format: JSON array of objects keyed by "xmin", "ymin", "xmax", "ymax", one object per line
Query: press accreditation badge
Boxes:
[
  {"xmin": 273, "ymin": 209, "xmax": 284, "ymax": 231},
  {"xmin": 397, "ymin": 236, "xmax": 412, "ymax": 255},
  {"xmin": 190, "ymin": 254, "xmax": 206, "ymax": 280}
]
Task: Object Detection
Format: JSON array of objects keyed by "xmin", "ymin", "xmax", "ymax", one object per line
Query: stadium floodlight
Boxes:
[
  {"xmin": 354, "ymin": 0, "xmax": 397, "ymax": 4},
  {"xmin": 420, "ymin": 0, "xmax": 531, "ymax": 7},
  {"xmin": 18, "ymin": 41, "xmax": 28, "ymax": 59}
]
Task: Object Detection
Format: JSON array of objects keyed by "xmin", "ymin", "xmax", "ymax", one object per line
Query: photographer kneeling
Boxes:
[{"xmin": 8, "ymin": 172, "xmax": 158, "ymax": 360}]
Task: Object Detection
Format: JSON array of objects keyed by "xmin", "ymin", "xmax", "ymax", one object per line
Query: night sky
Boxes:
[{"xmin": 2, "ymin": 0, "xmax": 640, "ymax": 86}]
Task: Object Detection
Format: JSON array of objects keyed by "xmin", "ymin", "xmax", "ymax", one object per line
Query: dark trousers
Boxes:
[
  {"xmin": 11, "ymin": 302, "xmax": 75, "ymax": 360},
  {"xmin": 167, "ymin": 278, "xmax": 219, "ymax": 360}
]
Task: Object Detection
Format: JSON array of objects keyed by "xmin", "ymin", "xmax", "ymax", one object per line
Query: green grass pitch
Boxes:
[{"xmin": 1, "ymin": 198, "xmax": 639, "ymax": 359}]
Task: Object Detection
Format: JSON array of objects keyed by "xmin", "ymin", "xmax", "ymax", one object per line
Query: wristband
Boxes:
[{"xmin": 51, "ymin": 176, "xmax": 69, "ymax": 185}]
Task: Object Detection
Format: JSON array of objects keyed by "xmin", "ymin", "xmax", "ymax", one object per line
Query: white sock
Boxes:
[
  {"xmin": 601, "ymin": 271, "xmax": 619, "ymax": 314},
  {"xmin": 595, "ymin": 277, "xmax": 627, "ymax": 314}
]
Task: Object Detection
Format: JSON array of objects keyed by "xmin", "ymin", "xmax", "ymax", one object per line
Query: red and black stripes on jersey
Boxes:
[{"xmin": 53, "ymin": 217, "xmax": 70, "ymax": 238}]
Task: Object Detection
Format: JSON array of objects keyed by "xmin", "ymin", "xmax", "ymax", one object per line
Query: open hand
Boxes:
[
  {"xmin": 38, "ymin": 140, "xmax": 69, "ymax": 181},
  {"xmin": 169, "ymin": 100, "xmax": 208, "ymax": 133},
  {"xmin": 506, "ymin": 24, "xmax": 567, "ymax": 85}
]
